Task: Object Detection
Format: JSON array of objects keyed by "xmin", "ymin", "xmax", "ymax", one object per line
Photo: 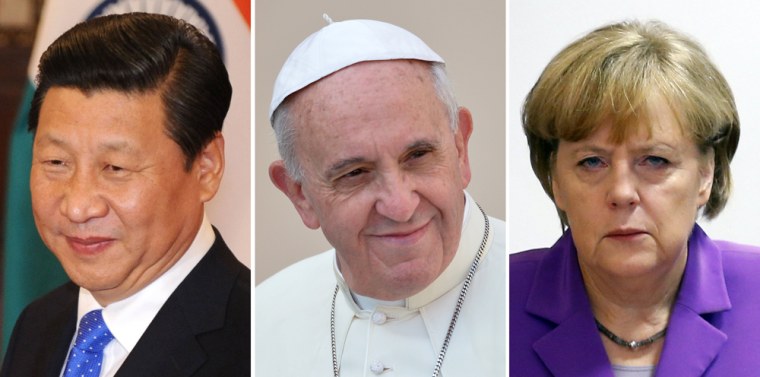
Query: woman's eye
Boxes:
[
  {"xmin": 578, "ymin": 156, "xmax": 606, "ymax": 169},
  {"xmin": 641, "ymin": 156, "xmax": 670, "ymax": 168}
]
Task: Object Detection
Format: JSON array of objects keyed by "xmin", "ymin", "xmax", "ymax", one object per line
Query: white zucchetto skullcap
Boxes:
[{"xmin": 269, "ymin": 17, "xmax": 445, "ymax": 122}]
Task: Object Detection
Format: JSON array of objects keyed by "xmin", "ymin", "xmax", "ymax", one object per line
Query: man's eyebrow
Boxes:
[
  {"xmin": 324, "ymin": 139, "xmax": 441, "ymax": 177},
  {"xmin": 406, "ymin": 139, "xmax": 439, "ymax": 152},
  {"xmin": 326, "ymin": 157, "xmax": 367, "ymax": 178},
  {"xmin": 98, "ymin": 140, "xmax": 137, "ymax": 153},
  {"xmin": 35, "ymin": 134, "xmax": 138, "ymax": 153}
]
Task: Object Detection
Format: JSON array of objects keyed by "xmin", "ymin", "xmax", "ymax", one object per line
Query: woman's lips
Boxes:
[{"xmin": 605, "ymin": 228, "xmax": 647, "ymax": 240}]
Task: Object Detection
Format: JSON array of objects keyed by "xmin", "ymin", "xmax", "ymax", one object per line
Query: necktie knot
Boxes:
[
  {"xmin": 73, "ymin": 309, "xmax": 114, "ymax": 352},
  {"xmin": 63, "ymin": 309, "xmax": 114, "ymax": 377}
]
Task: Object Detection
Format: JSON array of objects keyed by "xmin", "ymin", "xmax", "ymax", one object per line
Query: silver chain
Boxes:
[{"xmin": 331, "ymin": 204, "xmax": 490, "ymax": 377}]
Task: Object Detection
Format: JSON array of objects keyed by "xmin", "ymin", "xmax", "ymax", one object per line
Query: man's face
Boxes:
[
  {"xmin": 31, "ymin": 87, "xmax": 221, "ymax": 306},
  {"xmin": 272, "ymin": 60, "xmax": 473, "ymax": 300}
]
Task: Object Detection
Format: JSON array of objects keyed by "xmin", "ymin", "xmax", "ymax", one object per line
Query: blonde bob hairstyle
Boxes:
[{"xmin": 522, "ymin": 20, "xmax": 740, "ymax": 228}]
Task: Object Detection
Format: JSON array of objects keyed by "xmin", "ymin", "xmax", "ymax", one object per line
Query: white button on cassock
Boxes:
[
  {"xmin": 370, "ymin": 360, "xmax": 386, "ymax": 374},
  {"xmin": 371, "ymin": 311, "xmax": 387, "ymax": 325}
]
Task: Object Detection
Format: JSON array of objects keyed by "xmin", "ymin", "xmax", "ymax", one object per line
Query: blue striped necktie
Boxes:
[{"xmin": 62, "ymin": 309, "xmax": 114, "ymax": 377}]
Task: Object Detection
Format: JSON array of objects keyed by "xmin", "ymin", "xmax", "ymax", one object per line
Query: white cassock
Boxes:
[{"xmin": 256, "ymin": 191, "xmax": 505, "ymax": 376}]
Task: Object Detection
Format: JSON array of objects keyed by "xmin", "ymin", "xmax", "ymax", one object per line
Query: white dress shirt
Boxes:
[{"xmin": 60, "ymin": 214, "xmax": 215, "ymax": 377}]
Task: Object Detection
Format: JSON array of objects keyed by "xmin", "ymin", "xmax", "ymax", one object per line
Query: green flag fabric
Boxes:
[{"xmin": 2, "ymin": 82, "xmax": 68, "ymax": 353}]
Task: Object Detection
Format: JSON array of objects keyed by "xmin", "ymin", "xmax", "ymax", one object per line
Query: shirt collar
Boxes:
[
  {"xmin": 334, "ymin": 190, "xmax": 492, "ymax": 312},
  {"xmin": 76, "ymin": 213, "xmax": 215, "ymax": 352}
]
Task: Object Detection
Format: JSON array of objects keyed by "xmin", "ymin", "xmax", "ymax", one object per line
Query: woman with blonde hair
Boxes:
[{"xmin": 510, "ymin": 20, "xmax": 760, "ymax": 376}]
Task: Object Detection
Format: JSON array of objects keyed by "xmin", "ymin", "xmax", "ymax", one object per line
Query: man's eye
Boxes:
[
  {"xmin": 343, "ymin": 168, "xmax": 365, "ymax": 178},
  {"xmin": 105, "ymin": 164, "xmax": 127, "ymax": 173},
  {"xmin": 409, "ymin": 149, "xmax": 430, "ymax": 159}
]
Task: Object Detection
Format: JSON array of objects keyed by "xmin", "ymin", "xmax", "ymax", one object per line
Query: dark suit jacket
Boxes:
[{"xmin": 0, "ymin": 229, "xmax": 250, "ymax": 377}]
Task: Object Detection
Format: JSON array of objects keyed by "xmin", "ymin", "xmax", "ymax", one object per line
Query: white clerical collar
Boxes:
[
  {"xmin": 76, "ymin": 213, "xmax": 215, "ymax": 352},
  {"xmin": 351, "ymin": 292, "xmax": 404, "ymax": 310},
  {"xmin": 334, "ymin": 190, "xmax": 491, "ymax": 311}
]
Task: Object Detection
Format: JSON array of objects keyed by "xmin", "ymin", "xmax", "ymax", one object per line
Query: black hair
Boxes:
[{"xmin": 29, "ymin": 12, "xmax": 232, "ymax": 170}]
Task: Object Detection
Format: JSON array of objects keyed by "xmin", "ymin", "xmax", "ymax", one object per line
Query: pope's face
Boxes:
[
  {"xmin": 273, "ymin": 60, "xmax": 472, "ymax": 300},
  {"xmin": 552, "ymin": 98, "xmax": 714, "ymax": 280},
  {"xmin": 31, "ymin": 87, "xmax": 220, "ymax": 305}
]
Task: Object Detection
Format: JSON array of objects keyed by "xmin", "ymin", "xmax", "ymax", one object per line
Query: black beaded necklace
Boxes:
[{"xmin": 595, "ymin": 318, "xmax": 667, "ymax": 350}]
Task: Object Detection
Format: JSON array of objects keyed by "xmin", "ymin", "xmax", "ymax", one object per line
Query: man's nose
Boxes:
[
  {"xmin": 374, "ymin": 171, "xmax": 419, "ymax": 223},
  {"xmin": 60, "ymin": 171, "xmax": 108, "ymax": 223},
  {"xmin": 605, "ymin": 164, "xmax": 640, "ymax": 209}
]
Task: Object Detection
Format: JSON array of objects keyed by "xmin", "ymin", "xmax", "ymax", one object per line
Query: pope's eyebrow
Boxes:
[
  {"xmin": 326, "ymin": 157, "xmax": 367, "ymax": 178},
  {"xmin": 324, "ymin": 138, "xmax": 441, "ymax": 178},
  {"xmin": 406, "ymin": 139, "xmax": 438, "ymax": 153}
]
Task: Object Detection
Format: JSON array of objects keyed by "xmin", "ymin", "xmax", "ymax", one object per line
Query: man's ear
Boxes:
[
  {"xmin": 455, "ymin": 107, "xmax": 473, "ymax": 188},
  {"xmin": 269, "ymin": 161, "xmax": 320, "ymax": 229},
  {"xmin": 197, "ymin": 132, "xmax": 225, "ymax": 202}
]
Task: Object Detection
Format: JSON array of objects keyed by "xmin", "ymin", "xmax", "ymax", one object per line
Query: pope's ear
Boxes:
[
  {"xmin": 269, "ymin": 161, "xmax": 320, "ymax": 229},
  {"xmin": 455, "ymin": 107, "xmax": 473, "ymax": 188}
]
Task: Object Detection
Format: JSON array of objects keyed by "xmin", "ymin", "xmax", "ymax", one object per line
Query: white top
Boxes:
[
  {"xmin": 256, "ymin": 191, "xmax": 506, "ymax": 376},
  {"xmin": 60, "ymin": 215, "xmax": 215, "ymax": 377}
]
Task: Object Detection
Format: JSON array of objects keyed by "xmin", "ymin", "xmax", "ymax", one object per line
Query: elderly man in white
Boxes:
[{"xmin": 256, "ymin": 18, "xmax": 505, "ymax": 377}]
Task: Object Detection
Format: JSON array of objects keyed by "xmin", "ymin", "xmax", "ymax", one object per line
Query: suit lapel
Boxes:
[
  {"xmin": 115, "ymin": 306, "xmax": 208, "ymax": 376},
  {"xmin": 41, "ymin": 283, "xmax": 79, "ymax": 377},
  {"xmin": 115, "ymin": 232, "xmax": 241, "ymax": 376}
]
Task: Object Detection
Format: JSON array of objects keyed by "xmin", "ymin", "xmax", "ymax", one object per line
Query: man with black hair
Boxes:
[{"xmin": 1, "ymin": 13, "xmax": 249, "ymax": 377}]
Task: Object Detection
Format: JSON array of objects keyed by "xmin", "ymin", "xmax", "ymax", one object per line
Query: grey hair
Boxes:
[{"xmin": 272, "ymin": 61, "xmax": 459, "ymax": 182}]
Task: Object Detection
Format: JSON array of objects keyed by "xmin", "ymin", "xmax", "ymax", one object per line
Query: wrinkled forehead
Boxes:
[{"xmin": 288, "ymin": 59, "xmax": 441, "ymax": 123}]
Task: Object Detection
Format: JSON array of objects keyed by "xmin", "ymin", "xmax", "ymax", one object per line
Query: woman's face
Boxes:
[{"xmin": 552, "ymin": 99, "xmax": 714, "ymax": 279}]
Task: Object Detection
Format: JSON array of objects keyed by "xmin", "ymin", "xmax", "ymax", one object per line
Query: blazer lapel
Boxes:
[
  {"xmin": 526, "ymin": 226, "xmax": 732, "ymax": 377},
  {"xmin": 655, "ymin": 225, "xmax": 730, "ymax": 375},
  {"xmin": 534, "ymin": 310, "xmax": 614, "ymax": 377},
  {"xmin": 655, "ymin": 305, "xmax": 727, "ymax": 375},
  {"xmin": 526, "ymin": 231, "xmax": 613, "ymax": 377}
]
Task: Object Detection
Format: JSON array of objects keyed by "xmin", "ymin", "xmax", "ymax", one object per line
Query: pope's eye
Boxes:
[{"xmin": 344, "ymin": 168, "xmax": 364, "ymax": 178}]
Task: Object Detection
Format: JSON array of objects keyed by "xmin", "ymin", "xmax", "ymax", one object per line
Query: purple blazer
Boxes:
[{"xmin": 510, "ymin": 225, "xmax": 760, "ymax": 376}]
